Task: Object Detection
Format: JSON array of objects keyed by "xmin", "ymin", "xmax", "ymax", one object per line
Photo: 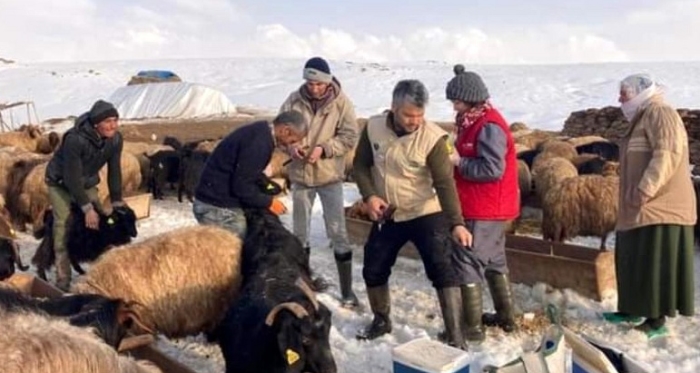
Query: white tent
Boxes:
[{"xmin": 108, "ymin": 81, "xmax": 237, "ymax": 120}]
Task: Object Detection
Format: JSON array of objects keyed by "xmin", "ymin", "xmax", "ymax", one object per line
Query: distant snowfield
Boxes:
[
  {"xmin": 2, "ymin": 58, "xmax": 700, "ymax": 131},
  {"xmin": 4, "ymin": 58, "xmax": 700, "ymax": 372}
]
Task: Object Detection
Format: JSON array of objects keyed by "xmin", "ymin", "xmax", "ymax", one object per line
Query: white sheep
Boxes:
[{"xmin": 71, "ymin": 224, "xmax": 243, "ymax": 338}]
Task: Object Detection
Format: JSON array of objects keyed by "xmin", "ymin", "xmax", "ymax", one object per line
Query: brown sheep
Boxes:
[
  {"xmin": 531, "ymin": 157, "xmax": 578, "ymax": 204},
  {"xmin": 531, "ymin": 140, "xmax": 578, "ymax": 171},
  {"xmin": 517, "ymin": 159, "xmax": 532, "ymax": 201},
  {"xmin": 265, "ymin": 149, "xmax": 290, "ymax": 180},
  {"xmin": 0, "ymin": 125, "xmax": 60, "ymax": 154},
  {"xmin": 71, "ymin": 225, "xmax": 243, "ymax": 338},
  {"xmin": 96, "ymin": 151, "xmax": 143, "ymax": 205},
  {"xmin": 541, "ymin": 175, "xmax": 619, "ymax": 250},
  {"xmin": 513, "ymin": 129, "xmax": 554, "ymax": 149},
  {"xmin": 0, "ymin": 147, "xmax": 50, "ymax": 197},
  {"xmin": 195, "ymin": 139, "xmax": 221, "ymax": 153},
  {"xmin": 0, "ymin": 310, "xmax": 161, "ymax": 373},
  {"xmin": 602, "ymin": 161, "xmax": 619, "ymax": 177}
]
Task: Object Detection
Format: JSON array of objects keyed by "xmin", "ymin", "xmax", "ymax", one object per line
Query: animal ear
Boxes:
[
  {"xmin": 116, "ymin": 301, "xmax": 155, "ymax": 335},
  {"xmin": 276, "ymin": 318, "xmax": 306, "ymax": 373}
]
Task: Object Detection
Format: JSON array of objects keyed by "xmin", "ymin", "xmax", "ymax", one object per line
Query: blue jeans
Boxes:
[{"xmin": 192, "ymin": 199, "xmax": 247, "ymax": 237}]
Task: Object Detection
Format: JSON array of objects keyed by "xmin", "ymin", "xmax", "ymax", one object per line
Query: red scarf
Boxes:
[{"xmin": 456, "ymin": 101, "xmax": 493, "ymax": 135}]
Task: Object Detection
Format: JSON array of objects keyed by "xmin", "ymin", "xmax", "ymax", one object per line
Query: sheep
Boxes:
[
  {"xmin": 0, "ymin": 125, "xmax": 60, "ymax": 154},
  {"xmin": 0, "ymin": 287, "xmax": 153, "ymax": 349},
  {"xmin": 541, "ymin": 175, "xmax": 619, "ymax": 250},
  {"xmin": 96, "ymin": 151, "xmax": 143, "ymax": 205},
  {"xmin": 513, "ymin": 129, "xmax": 554, "ymax": 149},
  {"xmin": 146, "ymin": 149, "xmax": 180, "ymax": 199},
  {"xmin": 71, "ymin": 225, "xmax": 244, "ymax": 338},
  {"xmin": 531, "ymin": 140, "xmax": 578, "ymax": 171},
  {"xmin": 213, "ymin": 208, "xmax": 336, "ymax": 373},
  {"xmin": 0, "ymin": 211, "xmax": 26, "ymax": 281},
  {"xmin": 602, "ymin": 161, "xmax": 619, "ymax": 177},
  {"xmin": 531, "ymin": 157, "xmax": 579, "ymax": 203},
  {"xmin": 517, "ymin": 159, "xmax": 532, "ymax": 201},
  {"xmin": 0, "ymin": 146, "xmax": 50, "ymax": 197},
  {"xmin": 572, "ymin": 154, "xmax": 608, "ymax": 175},
  {"xmin": 122, "ymin": 141, "xmax": 174, "ymax": 189},
  {"xmin": 0, "ymin": 309, "xmax": 161, "ymax": 373},
  {"xmin": 178, "ymin": 149, "xmax": 209, "ymax": 203},
  {"xmin": 31, "ymin": 204, "xmax": 138, "ymax": 281},
  {"xmin": 517, "ymin": 148, "xmax": 540, "ymax": 169}
]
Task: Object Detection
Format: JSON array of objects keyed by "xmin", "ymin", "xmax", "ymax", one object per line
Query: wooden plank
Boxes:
[{"xmin": 124, "ymin": 193, "xmax": 152, "ymax": 219}]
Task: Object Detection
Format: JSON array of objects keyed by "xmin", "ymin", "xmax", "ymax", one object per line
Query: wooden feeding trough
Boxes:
[
  {"xmin": 3, "ymin": 273, "xmax": 198, "ymax": 373},
  {"xmin": 123, "ymin": 192, "xmax": 152, "ymax": 220},
  {"xmin": 345, "ymin": 213, "xmax": 616, "ymax": 301}
]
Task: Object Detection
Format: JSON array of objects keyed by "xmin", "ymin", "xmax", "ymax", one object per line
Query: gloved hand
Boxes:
[{"xmin": 269, "ymin": 198, "xmax": 288, "ymax": 215}]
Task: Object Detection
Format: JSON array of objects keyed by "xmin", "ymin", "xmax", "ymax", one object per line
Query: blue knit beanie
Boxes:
[{"xmin": 303, "ymin": 57, "xmax": 332, "ymax": 83}]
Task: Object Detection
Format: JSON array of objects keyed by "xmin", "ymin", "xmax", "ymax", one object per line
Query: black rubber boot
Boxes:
[
  {"xmin": 436, "ymin": 287, "xmax": 467, "ymax": 350},
  {"xmin": 461, "ymin": 283, "xmax": 485, "ymax": 343},
  {"xmin": 356, "ymin": 284, "xmax": 392, "ymax": 340},
  {"xmin": 335, "ymin": 252, "xmax": 359, "ymax": 309},
  {"xmin": 482, "ymin": 270, "xmax": 517, "ymax": 333}
]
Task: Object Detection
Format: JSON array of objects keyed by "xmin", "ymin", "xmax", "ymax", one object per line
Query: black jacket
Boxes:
[
  {"xmin": 45, "ymin": 113, "xmax": 123, "ymax": 209},
  {"xmin": 194, "ymin": 121, "xmax": 274, "ymax": 209}
]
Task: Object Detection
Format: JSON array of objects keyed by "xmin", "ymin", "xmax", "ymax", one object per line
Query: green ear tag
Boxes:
[{"xmin": 107, "ymin": 217, "xmax": 115, "ymax": 225}]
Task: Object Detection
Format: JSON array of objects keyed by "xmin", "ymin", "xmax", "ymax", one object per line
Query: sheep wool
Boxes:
[{"xmin": 72, "ymin": 225, "xmax": 243, "ymax": 338}]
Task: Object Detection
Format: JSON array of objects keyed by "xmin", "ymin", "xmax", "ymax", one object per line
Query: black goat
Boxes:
[
  {"xmin": 576, "ymin": 156, "xmax": 608, "ymax": 175},
  {"xmin": 0, "ymin": 287, "xmax": 152, "ymax": 349},
  {"xmin": 0, "ymin": 239, "xmax": 28, "ymax": 281},
  {"xmin": 147, "ymin": 149, "xmax": 181, "ymax": 199},
  {"xmin": 213, "ymin": 209, "xmax": 336, "ymax": 373},
  {"xmin": 178, "ymin": 149, "xmax": 209, "ymax": 203},
  {"xmin": 31, "ymin": 204, "xmax": 137, "ymax": 281},
  {"xmin": 575, "ymin": 141, "xmax": 619, "ymax": 161}
]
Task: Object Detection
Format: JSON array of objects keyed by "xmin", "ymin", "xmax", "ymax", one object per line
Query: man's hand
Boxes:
[
  {"xmin": 366, "ymin": 196, "xmax": 389, "ymax": 221},
  {"xmin": 307, "ymin": 146, "xmax": 324, "ymax": 164},
  {"xmin": 85, "ymin": 209, "xmax": 100, "ymax": 230},
  {"xmin": 289, "ymin": 145, "xmax": 306, "ymax": 160},
  {"xmin": 269, "ymin": 198, "xmax": 288, "ymax": 215},
  {"xmin": 452, "ymin": 225, "xmax": 473, "ymax": 248}
]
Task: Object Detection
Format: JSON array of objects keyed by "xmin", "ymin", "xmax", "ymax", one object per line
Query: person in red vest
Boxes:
[{"xmin": 445, "ymin": 65, "xmax": 520, "ymax": 341}]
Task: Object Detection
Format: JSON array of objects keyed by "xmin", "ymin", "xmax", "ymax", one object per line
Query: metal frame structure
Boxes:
[{"xmin": 0, "ymin": 101, "xmax": 41, "ymax": 132}]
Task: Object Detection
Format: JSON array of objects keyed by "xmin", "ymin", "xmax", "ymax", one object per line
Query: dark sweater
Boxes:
[
  {"xmin": 45, "ymin": 113, "xmax": 123, "ymax": 209},
  {"xmin": 194, "ymin": 121, "xmax": 274, "ymax": 209},
  {"xmin": 352, "ymin": 116, "xmax": 464, "ymax": 228}
]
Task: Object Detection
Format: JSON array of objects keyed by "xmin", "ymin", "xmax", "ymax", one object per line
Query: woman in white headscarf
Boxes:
[{"xmin": 603, "ymin": 73, "xmax": 696, "ymax": 338}]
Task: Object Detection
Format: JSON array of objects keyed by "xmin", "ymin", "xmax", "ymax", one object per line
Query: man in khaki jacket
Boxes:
[
  {"xmin": 352, "ymin": 79, "xmax": 475, "ymax": 349},
  {"xmin": 280, "ymin": 57, "xmax": 359, "ymax": 308},
  {"xmin": 603, "ymin": 73, "xmax": 696, "ymax": 339}
]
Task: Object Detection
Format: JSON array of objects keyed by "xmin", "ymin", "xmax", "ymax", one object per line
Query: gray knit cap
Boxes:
[{"xmin": 445, "ymin": 67, "xmax": 490, "ymax": 103}]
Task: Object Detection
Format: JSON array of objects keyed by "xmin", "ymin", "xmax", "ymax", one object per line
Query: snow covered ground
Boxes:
[{"xmin": 3, "ymin": 57, "xmax": 700, "ymax": 372}]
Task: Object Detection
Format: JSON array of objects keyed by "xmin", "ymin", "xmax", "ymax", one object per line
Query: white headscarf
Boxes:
[{"xmin": 619, "ymin": 73, "xmax": 662, "ymax": 122}]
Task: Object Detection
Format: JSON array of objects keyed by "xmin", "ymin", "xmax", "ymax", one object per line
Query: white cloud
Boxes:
[{"xmin": 1, "ymin": 0, "xmax": 700, "ymax": 64}]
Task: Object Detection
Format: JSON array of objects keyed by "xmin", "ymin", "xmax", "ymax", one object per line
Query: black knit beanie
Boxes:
[
  {"xmin": 445, "ymin": 66, "xmax": 490, "ymax": 103},
  {"xmin": 303, "ymin": 57, "xmax": 332, "ymax": 83},
  {"xmin": 89, "ymin": 99, "xmax": 119, "ymax": 126}
]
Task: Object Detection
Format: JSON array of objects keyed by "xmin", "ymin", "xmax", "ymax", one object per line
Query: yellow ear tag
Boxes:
[
  {"xmin": 286, "ymin": 349, "xmax": 300, "ymax": 365},
  {"xmin": 446, "ymin": 142, "xmax": 455, "ymax": 154},
  {"xmin": 266, "ymin": 183, "xmax": 275, "ymax": 190},
  {"xmin": 107, "ymin": 218, "xmax": 115, "ymax": 225}
]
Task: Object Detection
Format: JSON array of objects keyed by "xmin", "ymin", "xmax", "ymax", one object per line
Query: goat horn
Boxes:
[
  {"xmin": 295, "ymin": 277, "xmax": 319, "ymax": 311},
  {"xmin": 265, "ymin": 302, "xmax": 309, "ymax": 326},
  {"xmin": 117, "ymin": 301, "xmax": 156, "ymax": 335},
  {"xmin": 11, "ymin": 242, "xmax": 29, "ymax": 271}
]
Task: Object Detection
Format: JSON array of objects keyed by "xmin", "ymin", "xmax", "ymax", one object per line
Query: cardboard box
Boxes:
[
  {"xmin": 392, "ymin": 338, "xmax": 470, "ymax": 373},
  {"xmin": 124, "ymin": 193, "xmax": 152, "ymax": 219},
  {"xmin": 345, "ymin": 215, "xmax": 616, "ymax": 301},
  {"xmin": 4, "ymin": 273, "xmax": 197, "ymax": 373}
]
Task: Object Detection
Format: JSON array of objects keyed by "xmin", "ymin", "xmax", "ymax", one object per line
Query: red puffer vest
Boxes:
[{"xmin": 454, "ymin": 108, "xmax": 520, "ymax": 220}]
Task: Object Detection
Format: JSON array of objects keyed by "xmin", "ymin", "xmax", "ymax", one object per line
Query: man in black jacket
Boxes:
[
  {"xmin": 193, "ymin": 111, "xmax": 307, "ymax": 236},
  {"xmin": 45, "ymin": 99, "xmax": 125, "ymax": 291}
]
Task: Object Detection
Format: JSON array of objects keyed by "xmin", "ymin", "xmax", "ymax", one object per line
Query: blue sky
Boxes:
[{"xmin": 1, "ymin": 0, "xmax": 698, "ymax": 64}]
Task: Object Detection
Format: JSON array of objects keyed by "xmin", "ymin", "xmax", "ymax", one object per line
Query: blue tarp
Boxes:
[{"xmin": 136, "ymin": 70, "xmax": 178, "ymax": 79}]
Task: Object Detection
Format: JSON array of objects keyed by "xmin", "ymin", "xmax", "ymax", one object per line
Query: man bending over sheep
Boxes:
[
  {"xmin": 45, "ymin": 99, "xmax": 125, "ymax": 291},
  {"xmin": 446, "ymin": 66, "xmax": 521, "ymax": 340},
  {"xmin": 193, "ymin": 111, "xmax": 308, "ymax": 236},
  {"xmin": 352, "ymin": 79, "xmax": 475, "ymax": 349}
]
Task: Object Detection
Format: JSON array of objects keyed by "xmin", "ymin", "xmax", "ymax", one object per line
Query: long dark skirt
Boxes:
[{"xmin": 615, "ymin": 224, "xmax": 695, "ymax": 318}]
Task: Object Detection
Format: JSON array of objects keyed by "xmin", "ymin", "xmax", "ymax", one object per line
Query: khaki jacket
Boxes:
[
  {"xmin": 366, "ymin": 114, "xmax": 448, "ymax": 222},
  {"xmin": 616, "ymin": 96, "xmax": 697, "ymax": 231},
  {"xmin": 280, "ymin": 82, "xmax": 358, "ymax": 187}
]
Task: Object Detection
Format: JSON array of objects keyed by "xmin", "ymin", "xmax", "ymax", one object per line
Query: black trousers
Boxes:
[{"xmin": 362, "ymin": 212, "xmax": 481, "ymax": 288}]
